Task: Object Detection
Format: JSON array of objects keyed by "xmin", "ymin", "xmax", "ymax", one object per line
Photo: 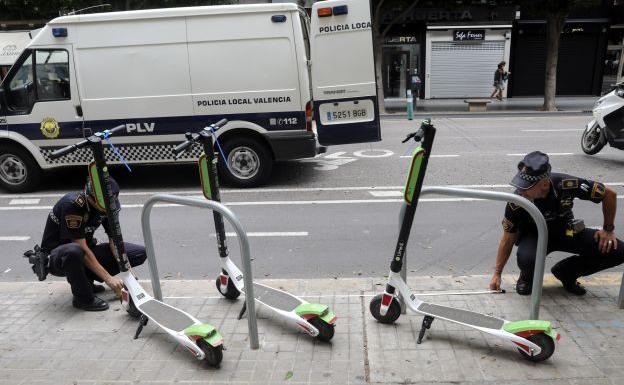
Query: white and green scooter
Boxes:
[
  {"xmin": 173, "ymin": 119, "xmax": 336, "ymax": 341},
  {"xmin": 50, "ymin": 126, "xmax": 224, "ymax": 366},
  {"xmin": 370, "ymin": 119, "xmax": 560, "ymax": 362}
]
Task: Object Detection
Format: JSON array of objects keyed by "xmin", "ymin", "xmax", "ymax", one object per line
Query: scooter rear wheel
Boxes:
[
  {"xmin": 370, "ymin": 294, "xmax": 401, "ymax": 324},
  {"xmin": 198, "ymin": 338, "xmax": 223, "ymax": 367},
  {"xmin": 308, "ymin": 317, "xmax": 335, "ymax": 342},
  {"xmin": 517, "ymin": 332, "xmax": 555, "ymax": 362},
  {"xmin": 122, "ymin": 287, "xmax": 142, "ymax": 318},
  {"xmin": 215, "ymin": 276, "xmax": 241, "ymax": 300}
]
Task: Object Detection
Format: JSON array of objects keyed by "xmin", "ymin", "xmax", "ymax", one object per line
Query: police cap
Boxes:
[{"xmin": 510, "ymin": 151, "xmax": 551, "ymax": 190}]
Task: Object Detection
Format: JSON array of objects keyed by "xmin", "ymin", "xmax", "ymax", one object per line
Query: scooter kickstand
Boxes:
[
  {"xmin": 237, "ymin": 301, "xmax": 247, "ymax": 320},
  {"xmin": 417, "ymin": 315, "xmax": 435, "ymax": 344},
  {"xmin": 134, "ymin": 314, "xmax": 149, "ymax": 340}
]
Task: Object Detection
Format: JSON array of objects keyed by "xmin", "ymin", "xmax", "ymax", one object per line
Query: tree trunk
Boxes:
[{"xmin": 543, "ymin": 12, "xmax": 566, "ymax": 111}]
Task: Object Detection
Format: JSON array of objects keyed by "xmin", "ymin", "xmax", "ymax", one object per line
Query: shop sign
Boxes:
[
  {"xmin": 453, "ymin": 29, "xmax": 485, "ymax": 41},
  {"xmin": 385, "ymin": 36, "xmax": 418, "ymax": 44}
]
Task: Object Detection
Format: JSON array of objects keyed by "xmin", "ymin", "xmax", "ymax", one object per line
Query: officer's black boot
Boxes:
[
  {"xmin": 551, "ymin": 259, "xmax": 586, "ymax": 296},
  {"xmin": 73, "ymin": 296, "xmax": 109, "ymax": 311},
  {"xmin": 515, "ymin": 273, "xmax": 533, "ymax": 296}
]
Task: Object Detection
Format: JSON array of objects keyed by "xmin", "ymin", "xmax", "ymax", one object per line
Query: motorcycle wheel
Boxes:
[{"xmin": 581, "ymin": 122, "xmax": 605, "ymax": 155}]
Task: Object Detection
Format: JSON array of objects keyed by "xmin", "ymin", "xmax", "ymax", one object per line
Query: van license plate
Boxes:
[{"xmin": 319, "ymin": 99, "xmax": 375, "ymax": 125}]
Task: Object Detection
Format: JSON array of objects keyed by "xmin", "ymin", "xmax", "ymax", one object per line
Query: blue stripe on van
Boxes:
[
  {"xmin": 8, "ymin": 111, "xmax": 306, "ymax": 142},
  {"xmin": 313, "ymin": 96, "xmax": 381, "ymax": 146}
]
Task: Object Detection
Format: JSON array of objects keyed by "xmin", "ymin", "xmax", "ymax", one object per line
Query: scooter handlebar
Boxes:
[
  {"xmin": 49, "ymin": 124, "xmax": 127, "ymax": 159},
  {"xmin": 212, "ymin": 118, "xmax": 228, "ymax": 130},
  {"xmin": 173, "ymin": 138, "xmax": 194, "ymax": 156},
  {"xmin": 105, "ymin": 124, "xmax": 127, "ymax": 136},
  {"xmin": 49, "ymin": 143, "xmax": 83, "ymax": 159}
]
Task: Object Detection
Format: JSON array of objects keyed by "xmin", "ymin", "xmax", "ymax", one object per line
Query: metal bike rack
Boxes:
[
  {"xmin": 141, "ymin": 194, "xmax": 259, "ymax": 350},
  {"xmin": 399, "ymin": 186, "xmax": 548, "ymax": 320}
]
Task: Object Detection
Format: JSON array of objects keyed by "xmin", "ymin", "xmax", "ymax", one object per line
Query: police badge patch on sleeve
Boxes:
[
  {"xmin": 562, "ymin": 179, "xmax": 579, "ymax": 189},
  {"xmin": 74, "ymin": 195, "xmax": 86, "ymax": 207},
  {"xmin": 502, "ymin": 218, "xmax": 515, "ymax": 232},
  {"xmin": 65, "ymin": 215, "xmax": 83, "ymax": 229},
  {"xmin": 591, "ymin": 183, "xmax": 606, "ymax": 200}
]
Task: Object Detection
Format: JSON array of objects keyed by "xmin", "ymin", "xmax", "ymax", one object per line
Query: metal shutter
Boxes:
[{"xmin": 429, "ymin": 41, "xmax": 505, "ymax": 98}]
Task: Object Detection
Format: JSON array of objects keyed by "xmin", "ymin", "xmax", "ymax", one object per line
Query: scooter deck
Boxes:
[
  {"xmin": 139, "ymin": 299, "xmax": 196, "ymax": 332},
  {"xmin": 246, "ymin": 283, "xmax": 302, "ymax": 312},
  {"xmin": 417, "ymin": 302, "xmax": 504, "ymax": 330}
]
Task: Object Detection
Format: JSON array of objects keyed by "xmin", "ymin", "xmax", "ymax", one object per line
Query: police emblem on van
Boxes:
[{"xmin": 40, "ymin": 118, "xmax": 60, "ymax": 139}]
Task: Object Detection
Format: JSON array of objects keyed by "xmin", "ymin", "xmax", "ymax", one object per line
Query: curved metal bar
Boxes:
[
  {"xmin": 411, "ymin": 187, "xmax": 549, "ymax": 320},
  {"xmin": 140, "ymin": 193, "xmax": 259, "ymax": 349}
]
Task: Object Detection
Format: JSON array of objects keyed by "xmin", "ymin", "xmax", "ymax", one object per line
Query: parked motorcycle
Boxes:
[{"xmin": 581, "ymin": 82, "xmax": 624, "ymax": 155}]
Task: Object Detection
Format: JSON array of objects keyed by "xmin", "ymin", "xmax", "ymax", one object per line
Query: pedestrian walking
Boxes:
[{"xmin": 490, "ymin": 61, "xmax": 510, "ymax": 101}]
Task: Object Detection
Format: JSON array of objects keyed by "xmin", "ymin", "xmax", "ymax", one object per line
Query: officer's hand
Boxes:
[
  {"xmin": 105, "ymin": 276, "xmax": 123, "ymax": 294},
  {"xmin": 489, "ymin": 273, "xmax": 502, "ymax": 291},
  {"xmin": 594, "ymin": 230, "xmax": 618, "ymax": 254}
]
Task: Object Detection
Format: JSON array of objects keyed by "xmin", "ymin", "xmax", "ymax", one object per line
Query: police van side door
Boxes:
[
  {"xmin": 310, "ymin": 0, "xmax": 380, "ymax": 146},
  {"xmin": 3, "ymin": 46, "xmax": 83, "ymax": 151}
]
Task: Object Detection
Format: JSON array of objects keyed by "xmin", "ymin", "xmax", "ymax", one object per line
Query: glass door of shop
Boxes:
[{"xmin": 383, "ymin": 48, "xmax": 409, "ymax": 98}]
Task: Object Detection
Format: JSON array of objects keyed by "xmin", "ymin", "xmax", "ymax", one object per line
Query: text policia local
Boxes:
[{"xmin": 319, "ymin": 22, "xmax": 372, "ymax": 34}]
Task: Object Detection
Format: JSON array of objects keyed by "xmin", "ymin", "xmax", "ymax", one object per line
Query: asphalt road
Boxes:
[{"xmin": 1, "ymin": 114, "xmax": 623, "ymax": 283}]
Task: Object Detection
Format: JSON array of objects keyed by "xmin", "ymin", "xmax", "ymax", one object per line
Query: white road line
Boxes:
[
  {"xmin": 521, "ymin": 129, "xmax": 584, "ymax": 132},
  {"xmin": 0, "ymin": 236, "xmax": 31, "ymax": 241},
  {"xmin": 222, "ymin": 232, "xmax": 308, "ymax": 237},
  {"xmin": 3, "ymin": 268, "xmax": 11, "ymax": 273},
  {"xmin": 9, "ymin": 198, "xmax": 40, "ymax": 205},
  {"xmin": 400, "ymin": 154, "xmax": 460, "ymax": 158},
  {"xmin": 3, "ymin": 196, "xmax": 624, "ymax": 210},
  {"xmin": 369, "ymin": 191, "xmax": 403, "ymax": 197},
  {"xmin": 3, "ymin": 182, "xmax": 623, "ymax": 200}
]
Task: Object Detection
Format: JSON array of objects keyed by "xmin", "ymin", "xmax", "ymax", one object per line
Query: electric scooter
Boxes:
[
  {"xmin": 50, "ymin": 126, "xmax": 224, "ymax": 366},
  {"xmin": 369, "ymin": 119, "xmax": 560, "ymax": 362},
  {"xmin": 173, "ymin": 119, "xmax": 336, "ymax": 341},
  {"xmin": 582, "ymin": 81, "xmax": 624, "ymax": 155}
]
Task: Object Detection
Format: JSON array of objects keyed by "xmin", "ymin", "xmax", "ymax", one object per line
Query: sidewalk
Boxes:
[
  {"xmin": 382, "ymin": 96, "xmax": 597, "ymax": 115},
  {"xmin": 1, "ymin": 272, "xmax": 624, "ymax": 385}
]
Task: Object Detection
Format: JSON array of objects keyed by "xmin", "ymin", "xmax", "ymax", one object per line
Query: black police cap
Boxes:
[{"xmin": 510, "ymin": 151, "xmax": 551, "ymax": 190}]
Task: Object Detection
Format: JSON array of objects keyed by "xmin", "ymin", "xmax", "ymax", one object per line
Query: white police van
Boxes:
[{"xmin": 0, "ymin": 0, "xmax": 380, "ymax": 192}]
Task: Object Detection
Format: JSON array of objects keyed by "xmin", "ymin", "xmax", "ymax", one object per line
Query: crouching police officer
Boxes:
[
  {"xmin": 40, "ymin": 177, "xmax": 146, "ymax": 311},
  {"xmin": 489, "ymin": 151, "xmax": 624, "ymax": 296}
]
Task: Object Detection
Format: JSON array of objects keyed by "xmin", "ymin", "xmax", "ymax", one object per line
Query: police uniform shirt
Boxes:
[
  {"xmin": 40, "ymin": 192, "xmax": 110, "ymax": 252},
  {"xmin": 501, "ymin": 173, "xmax": 606, "ymax": 235}
]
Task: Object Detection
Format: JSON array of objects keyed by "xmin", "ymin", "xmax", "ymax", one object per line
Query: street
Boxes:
[{"xmin": 1, "ymin": 114, "xmax": 623, "ymax": 282}]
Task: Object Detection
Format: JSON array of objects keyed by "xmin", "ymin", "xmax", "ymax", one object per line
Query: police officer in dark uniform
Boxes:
[
  {"xmin": 41, "ymin": 177, "xmax": 146, "ymax": 311},
  {"xmin": 489, "ymin": 151, "xmax": 624, "ymax": 295}
]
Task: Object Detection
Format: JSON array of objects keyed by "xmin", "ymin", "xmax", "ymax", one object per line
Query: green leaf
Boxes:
[{"xmin": 284, "ymin": 371, "xmax": 293, "ymax": 380}]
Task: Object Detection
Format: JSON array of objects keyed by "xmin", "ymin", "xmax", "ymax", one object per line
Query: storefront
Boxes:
[
  {"xmin": 509, "ymin": 19, "xmax": 609, "ymax": 97},
  {"xmin": 424, "ymin": 24, "xmax": 512, "ymax": 99},
  {"xmin": 382, "ymin": 34, "xmax": 424, "ymax": 100}
]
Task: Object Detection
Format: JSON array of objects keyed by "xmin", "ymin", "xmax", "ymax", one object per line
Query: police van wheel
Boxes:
[
  {"xmin": 0, "ymin": 144, "xmax": 42, "ymax": 193},
  {"xmin": 219, "ymin": 138, "xmax": 272, "ymax": 188}
]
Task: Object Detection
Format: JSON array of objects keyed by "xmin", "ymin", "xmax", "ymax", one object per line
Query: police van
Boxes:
[{"xmin": 0, "ymin": 0, "xmax": 380, "ymax": 192}]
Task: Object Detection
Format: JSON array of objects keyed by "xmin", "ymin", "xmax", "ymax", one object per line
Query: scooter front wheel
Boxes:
[
  {"xmin": 308, "ymin": 317, "xmax": 335, "ymax": 342},
  {"xmin": 517, "ymin": 333, "xmax": 555, "ymax": 362},
  {"xmin": 215, "ymin": 276, "xmax": 241, "ymax": 300},
  {"xmin": 370, "ymin": 294, "xmax": 402, "ymax": 324},
  {"xmin": 197, "ymin": 338, "xmax": 223, "ymax": 367}
]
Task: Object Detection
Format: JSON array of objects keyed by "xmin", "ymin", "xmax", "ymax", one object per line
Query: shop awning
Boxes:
[{"xmin": 0, "ymin": 31, "xmax": 32, "ymax": 66}]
